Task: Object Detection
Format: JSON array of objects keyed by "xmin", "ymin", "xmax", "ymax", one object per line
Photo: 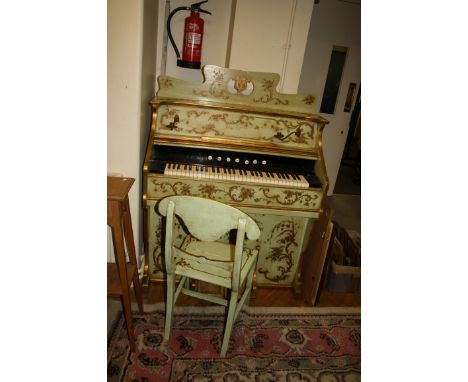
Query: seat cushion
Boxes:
[{"xmin": 173, "ymin": 235, "xmax": 258, "ymax": 289}]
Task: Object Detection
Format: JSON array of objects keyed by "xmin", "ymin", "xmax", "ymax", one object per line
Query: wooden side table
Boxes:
[{"xmin": 107, "ymin": 176, "xmax": 143, "ymax": 351}]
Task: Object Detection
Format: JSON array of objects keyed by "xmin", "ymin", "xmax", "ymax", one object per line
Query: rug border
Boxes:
[
  {"xmin": 133, "ymin": 302, "xmax": 360, "ymax": 315},
  {"xmin": 107, "ymin": 309, "xmax": 123, "ymax": 346}
]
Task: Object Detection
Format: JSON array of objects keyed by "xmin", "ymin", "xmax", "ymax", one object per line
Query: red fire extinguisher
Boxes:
[{"xmin": 167, "ymin": 0, "xmax": 211, "ymax": 69}]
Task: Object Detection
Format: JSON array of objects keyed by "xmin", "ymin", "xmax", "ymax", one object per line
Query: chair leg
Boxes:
[
  {"xmin": 220, "ymin": 291, "xmax": 238, "ymax": 357},
  {"xmin": 164, "ymin": 272, "xmax": 176, "ymax": 341}
]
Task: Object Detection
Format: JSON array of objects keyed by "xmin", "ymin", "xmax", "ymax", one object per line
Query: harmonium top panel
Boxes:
[{"xmin": 152, "ymin": 65, "xmax": 329, "ymax": 158}]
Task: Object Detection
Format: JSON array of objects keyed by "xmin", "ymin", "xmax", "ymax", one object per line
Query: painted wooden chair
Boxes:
[{"xmin": 158, "ymin": 195, "xmax": 261, "ymax": 357}]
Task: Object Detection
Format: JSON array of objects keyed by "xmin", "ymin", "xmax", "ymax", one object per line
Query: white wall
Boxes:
[
  {"xmin": 155, "ymin": 0, "xmax": 313, "ymax": 93},
  {"xmin": 108, "ymin": 0, "xmax": 319, "ymax": 264},
  {"xmin": 229, "ymin": 0, "xmax": 313, "ymax": 94},
  {"xmin": 156, "ymin": 0, "xmax": 233, "ymax": 85},
  {"xmin": 298, "ymin": 0, "xmax": 361, "ymax": 194},
  {"xmin": 108, "ymin": 0, "xmax": 158, "ymax": 261}
]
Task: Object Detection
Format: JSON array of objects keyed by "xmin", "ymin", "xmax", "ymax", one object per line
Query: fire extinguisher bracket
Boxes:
[{"xmin": 177, "ymin": 59, "xmax": 202, "ymax": 70}]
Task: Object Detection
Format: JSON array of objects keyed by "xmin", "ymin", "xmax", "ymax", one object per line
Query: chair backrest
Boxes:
[{"xmin": 158, "ymin": 196, "xmax": 260, "ymax": 242}]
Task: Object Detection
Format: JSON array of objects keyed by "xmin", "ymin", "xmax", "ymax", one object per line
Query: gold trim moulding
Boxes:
[
  {"xmin": 151, "ymin": 99, "xmax": 330, "ymax": 125},
  {"xmin": 154, "ymin": 134, "xmax": 320, "ymax": 159}
]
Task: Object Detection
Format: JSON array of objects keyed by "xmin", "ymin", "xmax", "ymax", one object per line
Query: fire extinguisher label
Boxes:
[{"xmin": 187, "ymin": 32, "xmax": 201, "ymax": 47}]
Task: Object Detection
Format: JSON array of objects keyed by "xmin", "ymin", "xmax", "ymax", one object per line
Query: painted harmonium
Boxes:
[{"xmin": 142, "ymin": 65, "xmax": 329, "ymax": 290}]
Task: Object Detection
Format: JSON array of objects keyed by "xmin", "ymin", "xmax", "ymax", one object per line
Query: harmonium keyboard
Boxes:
[{"xmin": 142, "ymin": 65, "xmax": 329, "ymax": 291}]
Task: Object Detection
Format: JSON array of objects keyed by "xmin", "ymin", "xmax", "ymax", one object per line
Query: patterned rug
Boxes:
[{"xmin": 107, "ymin": 304, "xmax": 361, "ymax": 381}]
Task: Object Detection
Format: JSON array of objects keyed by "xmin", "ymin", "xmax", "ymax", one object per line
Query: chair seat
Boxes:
[{"xmin": 174, "ymin": 236, "xmax": 258, "ymax": 289}]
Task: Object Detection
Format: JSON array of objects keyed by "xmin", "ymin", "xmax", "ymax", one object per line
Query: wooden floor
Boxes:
[{"xmin": 136, "ymin": 281, "xmax": 360, "ymax": 308}]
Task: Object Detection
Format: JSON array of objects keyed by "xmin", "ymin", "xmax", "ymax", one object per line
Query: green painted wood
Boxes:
[
  {"xmin": 143, "ymin": 66, "xmax": 329, "ymax": 292},
  {"xmin": 158, "ymin": 196, "xmax": 260, "ymax": 357},
  {"xmin": 157, "ymin": 65, "xmax": 322, "ymax": 115},
  {"xmin": 147, "ymin": 175, "xmax": 323, "ymax": 213},
  {"xmin": 158, "ymin": 196, "xmax": 260, "ymax": 242},
  {"xmin": 155, "ymin": 104, "xmax": 320, "ymax": 154},
  {"xmin": 146, "ymin": 198, "xmax": 310, "ymax": 286}
]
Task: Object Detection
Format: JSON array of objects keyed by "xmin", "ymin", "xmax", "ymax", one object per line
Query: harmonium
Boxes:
[{"xmin": 142, "ymin": 65, "xmax": 329, "ymax": 292}]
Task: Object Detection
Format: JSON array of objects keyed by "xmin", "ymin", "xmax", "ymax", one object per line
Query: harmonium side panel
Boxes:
[{"xmin": 253, "ymin": 213, "xmax": 310, "ymax": 286}]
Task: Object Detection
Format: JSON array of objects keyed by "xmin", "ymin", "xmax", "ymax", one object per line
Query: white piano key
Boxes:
[
  {"xmin": 289, "ymin": 174, "xmax": 301, "ymax": 187},
  {"xmin": 271, "ymin": 173, "xmax": 281, "ymax": 185},
  {"xmin": 282, "ymin": 173, "xmax": 293, "ymax": 186},
  {"xmin": 245, "ymin": 170, "xmax": 254, "ymax": 183},
  {"xmin": 254, "ymin": 171, "xmax": 261, "ymax": 183},
  {"xmin": 224, "ymin": 168, "xmax": 230, "ymax": 181},
  {"xmin": 198, "ymin": 166, "xmax": 205, "ymax": 178},
  {"xmin": 285, "ymin": 173, "xmax": 297, "ymax": 187},
  {"xmin": 188, "ymin": 165, "xmax": 195, "ymax": 178},
  {"xmin": 298, "ymin": 175, "xmax": 309, "ymax": 188},
  {"xmin": 264, "ymin": 172, "xmax": 274, "ymax": 184},
  {"xmin": 177, "ymin": 164, "xmax": 184, "ymax": 177},
  {"xmin": 167, "ymin": 163, "xmax": 175, "ymax": 176},
  {"xmin": 179, "ymin": 164, "xmax": 186, "ymax": 177},
  {"xmin": 213, "ymin": 167, "xmax": 220, "ymax": 180},
  {"xmin": 193, "ymin": 166, "xmax": 200, "ymax": 179},
  {"xmin": 198, "ymin": 166, "xmax": 204, "ymax": 179},
  {"xmin": 274, "ymin": 173, "xmax": 285, "ymax": 186},
  {"xmin": 163, "ymin": 162, "xmax": 309, "ymax": 189},
  {"xmin": 259, "ymin": 171, "xmax": 268, "ymax": 184}
]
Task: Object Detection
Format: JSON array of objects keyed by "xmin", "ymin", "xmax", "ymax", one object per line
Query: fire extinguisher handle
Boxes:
[
  {"xmin": 191, "ymin": 0, "xmax": 211, "ymax": 15},
  {"xmin": 167, "ymin": 6, "xmax": 191, "ymax": 61}
]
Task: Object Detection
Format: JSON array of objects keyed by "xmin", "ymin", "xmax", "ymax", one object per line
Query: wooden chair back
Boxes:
[{"xmin": 158, "ymin": 196, "xmax": 260, "ymax": 242}]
